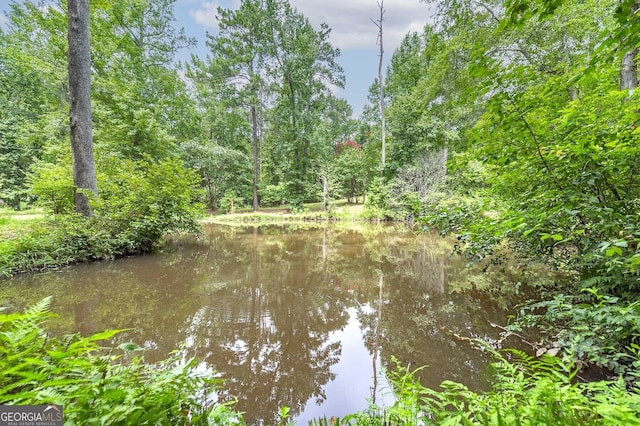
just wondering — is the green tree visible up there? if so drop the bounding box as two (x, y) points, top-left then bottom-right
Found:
(0, 1), (70, 208)
(179, 140), (252, 210)
(198, 0), (271, 211)
(263, 0), (345, 207)
(333, 141), (366, 203)
(90, 0), (197, 159)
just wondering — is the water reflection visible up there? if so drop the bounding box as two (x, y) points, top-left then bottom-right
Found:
(0, 223), (531, 424)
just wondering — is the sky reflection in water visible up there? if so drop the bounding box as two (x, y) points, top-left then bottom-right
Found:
(0, 223), (527, 424)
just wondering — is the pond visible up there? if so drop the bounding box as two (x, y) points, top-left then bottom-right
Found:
(0, 223), (536, 425)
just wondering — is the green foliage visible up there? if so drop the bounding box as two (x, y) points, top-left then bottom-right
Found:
(286, 193), (308, 214)
(28, 161), (74, 215)
(219, 190), (245, 214)
(467, 66), (640, 291)
(91, 0), (197, 158)
(180, 140), (252, 210)
(259, 182), (287, 207)
(419, 191), (500, 241)
(511, 289), (640, 384)
(329, 352), (640, 425)
(362, 177), (394, 220)
(332, 142), (366, 203)
(446, 153), (492, 195)
(0, 297), (242, 425)
(386, 0), (640, 298)
(192, 0), (349, 208)
(1, 157), (202, 276)
(92, 156), (204, 252)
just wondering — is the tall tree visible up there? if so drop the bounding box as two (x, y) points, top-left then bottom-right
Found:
(198, 0), (345, 209)
(0, 1), (71, 208)
(203, 0), (269, 211)
(67, 0), (97, 216)
(264, 0), (344, 205)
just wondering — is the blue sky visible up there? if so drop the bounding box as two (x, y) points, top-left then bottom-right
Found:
(0, 0), (434, 115)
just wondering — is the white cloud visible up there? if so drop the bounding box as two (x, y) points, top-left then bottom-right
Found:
(187, 0), (434, 52)
(290, 0), (434, 52)
(189, 1), (221, 29)
(0, 13), (7, 30)
(188, 0), (242, 29)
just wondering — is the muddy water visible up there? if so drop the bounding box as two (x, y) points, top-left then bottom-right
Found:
(0, 223), (528, 424)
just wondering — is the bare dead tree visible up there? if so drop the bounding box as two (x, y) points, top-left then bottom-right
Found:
(371, 1), (386, 176)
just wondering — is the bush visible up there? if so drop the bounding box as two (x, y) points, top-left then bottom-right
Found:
(92, 156), (203, 253)
(218, 190), (244, 214)
(28, 161), (74, 215)
(1, 157), (203, 276)
(258, 183), (287, 207)
(0, 298), (243, 425)
(363, 177), (394, 220)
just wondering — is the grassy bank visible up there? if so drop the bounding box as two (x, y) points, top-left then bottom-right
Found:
(0, 200), (370, 277)
(206, 200), (367, 225)
(0, 158), (202, 277)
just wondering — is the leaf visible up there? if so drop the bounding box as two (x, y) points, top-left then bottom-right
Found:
(88, 329), (129, 342)
(605, 246), (623, 257)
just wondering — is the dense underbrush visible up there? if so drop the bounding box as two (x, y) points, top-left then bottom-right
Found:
(0, 298), (242, 425)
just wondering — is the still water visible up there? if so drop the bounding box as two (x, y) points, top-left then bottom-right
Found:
(0, 223), (530, 424)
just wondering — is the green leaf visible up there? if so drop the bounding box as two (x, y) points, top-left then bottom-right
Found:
(605, 246), (623, 257)
(88, 329), (128, 342)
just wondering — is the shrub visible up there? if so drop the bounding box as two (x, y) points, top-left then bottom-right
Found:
(510, 289), (640, 385)
(258, 183), (287, 207)
(363, 177), (394, 220)
(28, 161), (74, 215)
(218, 190), (244, 214)
(1, 157), (203, 276)
(92, 156), (204, 253)
(419, 191), (491, 235)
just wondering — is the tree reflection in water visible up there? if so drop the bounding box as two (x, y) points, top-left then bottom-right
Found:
(0, 223), (537, 425)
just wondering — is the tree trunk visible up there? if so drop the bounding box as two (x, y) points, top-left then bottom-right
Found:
(322, 175), (328, 212)
(620, 48), (639, 92)
(251, 105), (259, 211)
(67, 0), (97, 216)
(620, 0), (640, 92)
